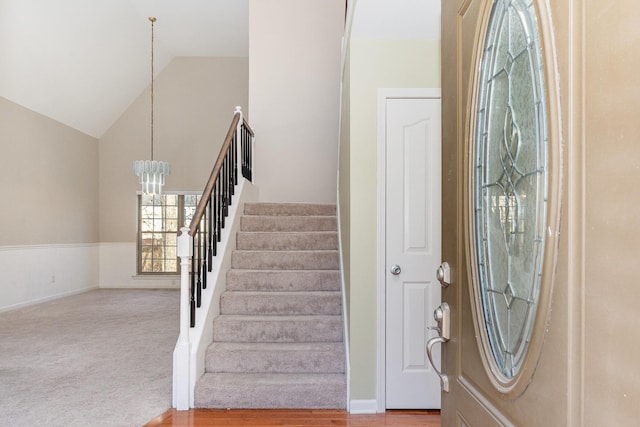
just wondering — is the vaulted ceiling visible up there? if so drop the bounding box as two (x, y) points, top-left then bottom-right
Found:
(0, 0), (440, 139)
(0, 0), (249, 138)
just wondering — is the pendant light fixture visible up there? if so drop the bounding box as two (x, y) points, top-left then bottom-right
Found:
(133, 16), (170, 195)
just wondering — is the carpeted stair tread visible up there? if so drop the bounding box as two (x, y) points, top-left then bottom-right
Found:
(237, 231), (338, 250)
(205, 342), (345, 373)
(196, 202), (345, 410)
(231, 250), (339, 270)
(213, 315), (343, 343)
(240, 215), (337, 232)
(226, 269), (340, 292)
(244, 203), (336, 217)
(194, 373), (346, 409)
(220, 291), (342, 315)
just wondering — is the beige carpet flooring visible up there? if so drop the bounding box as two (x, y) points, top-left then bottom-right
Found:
(0, 289), (179, 426)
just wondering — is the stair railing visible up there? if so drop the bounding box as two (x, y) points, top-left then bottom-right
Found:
(174, 106), (254, 410)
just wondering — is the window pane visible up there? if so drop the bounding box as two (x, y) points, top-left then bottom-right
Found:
(166, 206), (178, 219)
(165, 194), (178, 206)
(152, 219), (164, 232)
(138, 194), (191, 274)
(166, 219), (178, 232)
(165, 260), (177, 272)
(184, 195), (198, 206)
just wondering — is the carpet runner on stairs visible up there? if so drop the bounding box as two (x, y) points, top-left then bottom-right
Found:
(194, 202), (346, 409)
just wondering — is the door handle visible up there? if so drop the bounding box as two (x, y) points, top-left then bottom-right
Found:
(426, 302), (450, 392)
(390, 264), (402, 275)
(436, 262), (451, 287)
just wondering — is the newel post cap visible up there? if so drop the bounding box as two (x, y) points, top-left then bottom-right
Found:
(177, 227), (193, 258)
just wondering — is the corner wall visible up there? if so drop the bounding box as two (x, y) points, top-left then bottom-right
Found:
(0, 97), (99, 311)
(248, 0), (344, 203)
(346, 39), (441, 403)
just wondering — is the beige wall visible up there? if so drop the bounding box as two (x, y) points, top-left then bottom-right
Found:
(0, 96), (98, 245)
(584, 1), (640, 423)
(248, 0), (344, 204)
(345, 39), (441, 400)
(99, 56), (248, 242)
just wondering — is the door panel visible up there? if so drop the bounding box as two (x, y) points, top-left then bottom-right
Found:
(441, 0), (573, 425)
(385, 96), (441, 409)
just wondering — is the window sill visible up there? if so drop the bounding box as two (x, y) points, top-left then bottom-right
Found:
(131, 274), (180, 280)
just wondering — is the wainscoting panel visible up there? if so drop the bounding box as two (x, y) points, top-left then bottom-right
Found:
(98, 242), (180, 289)
(0, 243), (99, 312)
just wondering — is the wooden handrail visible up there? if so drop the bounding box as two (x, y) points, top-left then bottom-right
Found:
(242, 117), (255, 137)
(188, 112), (241, 236)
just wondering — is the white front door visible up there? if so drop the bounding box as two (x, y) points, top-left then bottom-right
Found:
(383, 92), (442, 409)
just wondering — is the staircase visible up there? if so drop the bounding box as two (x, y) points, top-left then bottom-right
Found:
(193, 202), (346, 409)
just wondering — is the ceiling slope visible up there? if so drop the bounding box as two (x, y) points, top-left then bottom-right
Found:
(0, 0), (248, 138)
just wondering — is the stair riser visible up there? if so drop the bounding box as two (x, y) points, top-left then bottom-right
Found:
(221, 293), (342, 316)
(213, 317), (343, 343)
(194, 375), (346, 409)
(195, 385), (346, 409)
(232, 251), (339, 270)
(237, 232), (338, 251)
(244, 203), (336, 217)
(241, 216), (337, 232)
(197, 202), (346, 410)
(205, 348), (345, 374)
(226, 270), (340, 292)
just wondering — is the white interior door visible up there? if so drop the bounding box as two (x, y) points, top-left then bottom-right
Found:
(384, 94), (441, 409)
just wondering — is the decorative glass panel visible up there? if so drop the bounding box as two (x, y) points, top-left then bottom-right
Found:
(473, 0), (548, 380)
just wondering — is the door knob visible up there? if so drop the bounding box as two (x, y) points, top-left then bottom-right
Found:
(390, 265), (402, 275)
(436, 262), (451, 287)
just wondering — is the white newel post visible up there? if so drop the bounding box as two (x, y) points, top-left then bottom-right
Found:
(173, 227), (193, 410)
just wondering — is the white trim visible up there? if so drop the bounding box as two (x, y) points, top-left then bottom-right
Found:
(135, 190), (202, 196)
(336, 170), (352, 412)
(0, 243), (100, 313)
(0, 242), (98, 252)
(376, 88), (442, 412)
(338, 1), (356, 410)
(341, 0), (357, 79)
(0, 286), (98, 314)
(349, 399), (378, 414)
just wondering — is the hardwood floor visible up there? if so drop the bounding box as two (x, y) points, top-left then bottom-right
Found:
(144, 409), (441, 426)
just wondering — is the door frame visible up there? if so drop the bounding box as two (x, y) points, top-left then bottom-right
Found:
(376, 87), (442, 413)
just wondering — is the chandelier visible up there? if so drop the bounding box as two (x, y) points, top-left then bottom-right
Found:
(133, 17), (170, 195)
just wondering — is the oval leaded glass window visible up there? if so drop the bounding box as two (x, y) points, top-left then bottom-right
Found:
(471, 0), (552, 390)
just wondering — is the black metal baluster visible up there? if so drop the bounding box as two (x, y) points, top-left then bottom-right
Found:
(242, 125), (248, 179)
(221, 158), (227, 227)
(245, 126), (253, 181)
(230, 138), (236, 201)
(213, 180), (219, 253)
(202, 206), (208, 289)
(208, 197), (213, 271)
(232, 134), (237, 194)
(217, 178), (222, 243)
(190, 236), (196, 327)
(196, 228), (202, 308)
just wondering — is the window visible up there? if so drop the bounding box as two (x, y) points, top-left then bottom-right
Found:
(137, 193), (200, 274)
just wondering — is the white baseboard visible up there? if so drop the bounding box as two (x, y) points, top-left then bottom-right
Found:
(0, 286), (98, 314)
(349, 399), (379, 414)
(0, 243), (99, 313)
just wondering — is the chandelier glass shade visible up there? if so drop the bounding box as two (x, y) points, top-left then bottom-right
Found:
(133, 159), (171, 195)
(133, 16), (170, 195)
